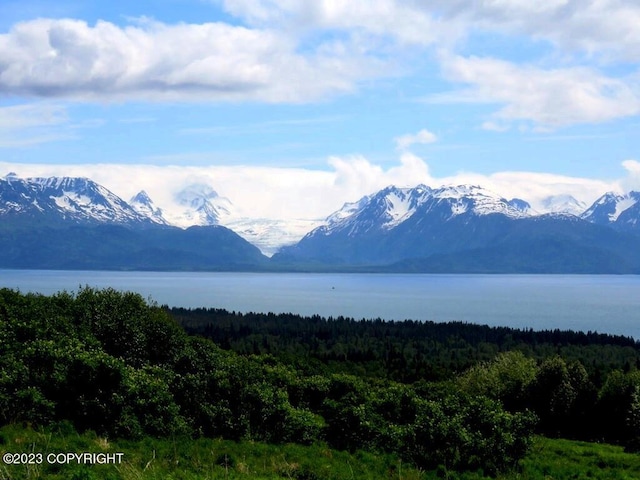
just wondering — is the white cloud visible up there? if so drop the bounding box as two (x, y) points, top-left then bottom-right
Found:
(220, 0), (640, 62)
(434, 54), (640, 129)
(456, 170), (615, 212)
(1, 155), (435, 221)
(216, 0), (640, 127)
(219, 0), (452, 46)
(1, 1), (638, 130)
(0, 18), (381, 102)
(620, 159), (640, 192)
(444, 0), (640, 63)
(394, 129), (438, 150)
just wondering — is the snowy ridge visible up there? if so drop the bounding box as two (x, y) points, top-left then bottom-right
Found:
(1, 174), (156, 225)
(430, 185), (533, 219)
(383, 185), (433, 227)
(311, 184), (533, 241)
(130, 190), (170, 225)
(162, 183), (233, 227)
(321, 185), (434, 236)
(539, 194), (586, 216)
(580, 191), (640, 225)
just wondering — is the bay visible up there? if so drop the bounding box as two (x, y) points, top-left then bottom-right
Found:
(1, 270), (640, 339)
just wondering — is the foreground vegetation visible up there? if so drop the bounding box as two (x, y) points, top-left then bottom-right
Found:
(2, 287), (640, 478)
(2, 425), (640, 479)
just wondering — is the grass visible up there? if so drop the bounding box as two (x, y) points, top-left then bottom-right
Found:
(0, 424), (423, 480)
(2, 425), (640, 479)
(517, 437), (640, 480)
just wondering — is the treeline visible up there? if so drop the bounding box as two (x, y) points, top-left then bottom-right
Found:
(175, 307), (640, 447)
(0, 287), (533, 475)
(174, 307), (640, 382)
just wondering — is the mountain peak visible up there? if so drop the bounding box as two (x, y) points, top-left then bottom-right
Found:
(429, 184), (532, 219)
(163, 183), (233, 227)
(130, 190), (169, 225)
(0, 175), (158, 226)
(131, 190), (153, 204)
(312, 183), (532, 242)
(539, 194), (586, 216)
(581, 190), (640, 231)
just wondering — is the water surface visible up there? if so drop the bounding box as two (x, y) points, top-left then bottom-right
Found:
(2, 270), (639, 339)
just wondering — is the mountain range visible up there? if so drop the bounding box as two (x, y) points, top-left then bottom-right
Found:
(1, 173), (640, 272)
(0, 174), (267, 270)
(273, 184), (640, 273)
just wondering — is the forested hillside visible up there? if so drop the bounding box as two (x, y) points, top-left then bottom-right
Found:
(175, 307), (640, 446)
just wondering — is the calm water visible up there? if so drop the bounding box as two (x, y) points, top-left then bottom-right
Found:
(1, 270), (640, 339)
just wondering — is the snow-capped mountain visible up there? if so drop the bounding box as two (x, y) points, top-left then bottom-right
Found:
(581, 191), (640, 231)
(3, 173), (640, 272)
(0, 173), (304, 256)
(0, 174), (159, 226)
(152, 183), (317, 255)
(272, 183), (640, 271)
(130, 190), (170, 225)
(273, 184), (536, 265)
(0, 174), (269, 269)
(316, 184), (532, 238)
(539, 194), (586, 216)
(163, 183), (233, 227)
(323, 185), (432, 235)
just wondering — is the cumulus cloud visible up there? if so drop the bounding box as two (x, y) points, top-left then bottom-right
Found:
(457, 170), (615, 212)
(395, 129), (438, 150)
(0, 155), (435, 221)
(0, 18), (381, 102)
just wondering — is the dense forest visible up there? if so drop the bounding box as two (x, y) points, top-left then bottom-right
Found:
(2, 287), (640, 478)
(175, 307), (640, 446)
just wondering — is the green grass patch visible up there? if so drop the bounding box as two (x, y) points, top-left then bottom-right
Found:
(3, 426), (640, 480)
(518, 437), (640, 480)
(0, 424), (425, 480)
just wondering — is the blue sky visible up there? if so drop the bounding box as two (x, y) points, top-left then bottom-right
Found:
(1, 0), (639, 219)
